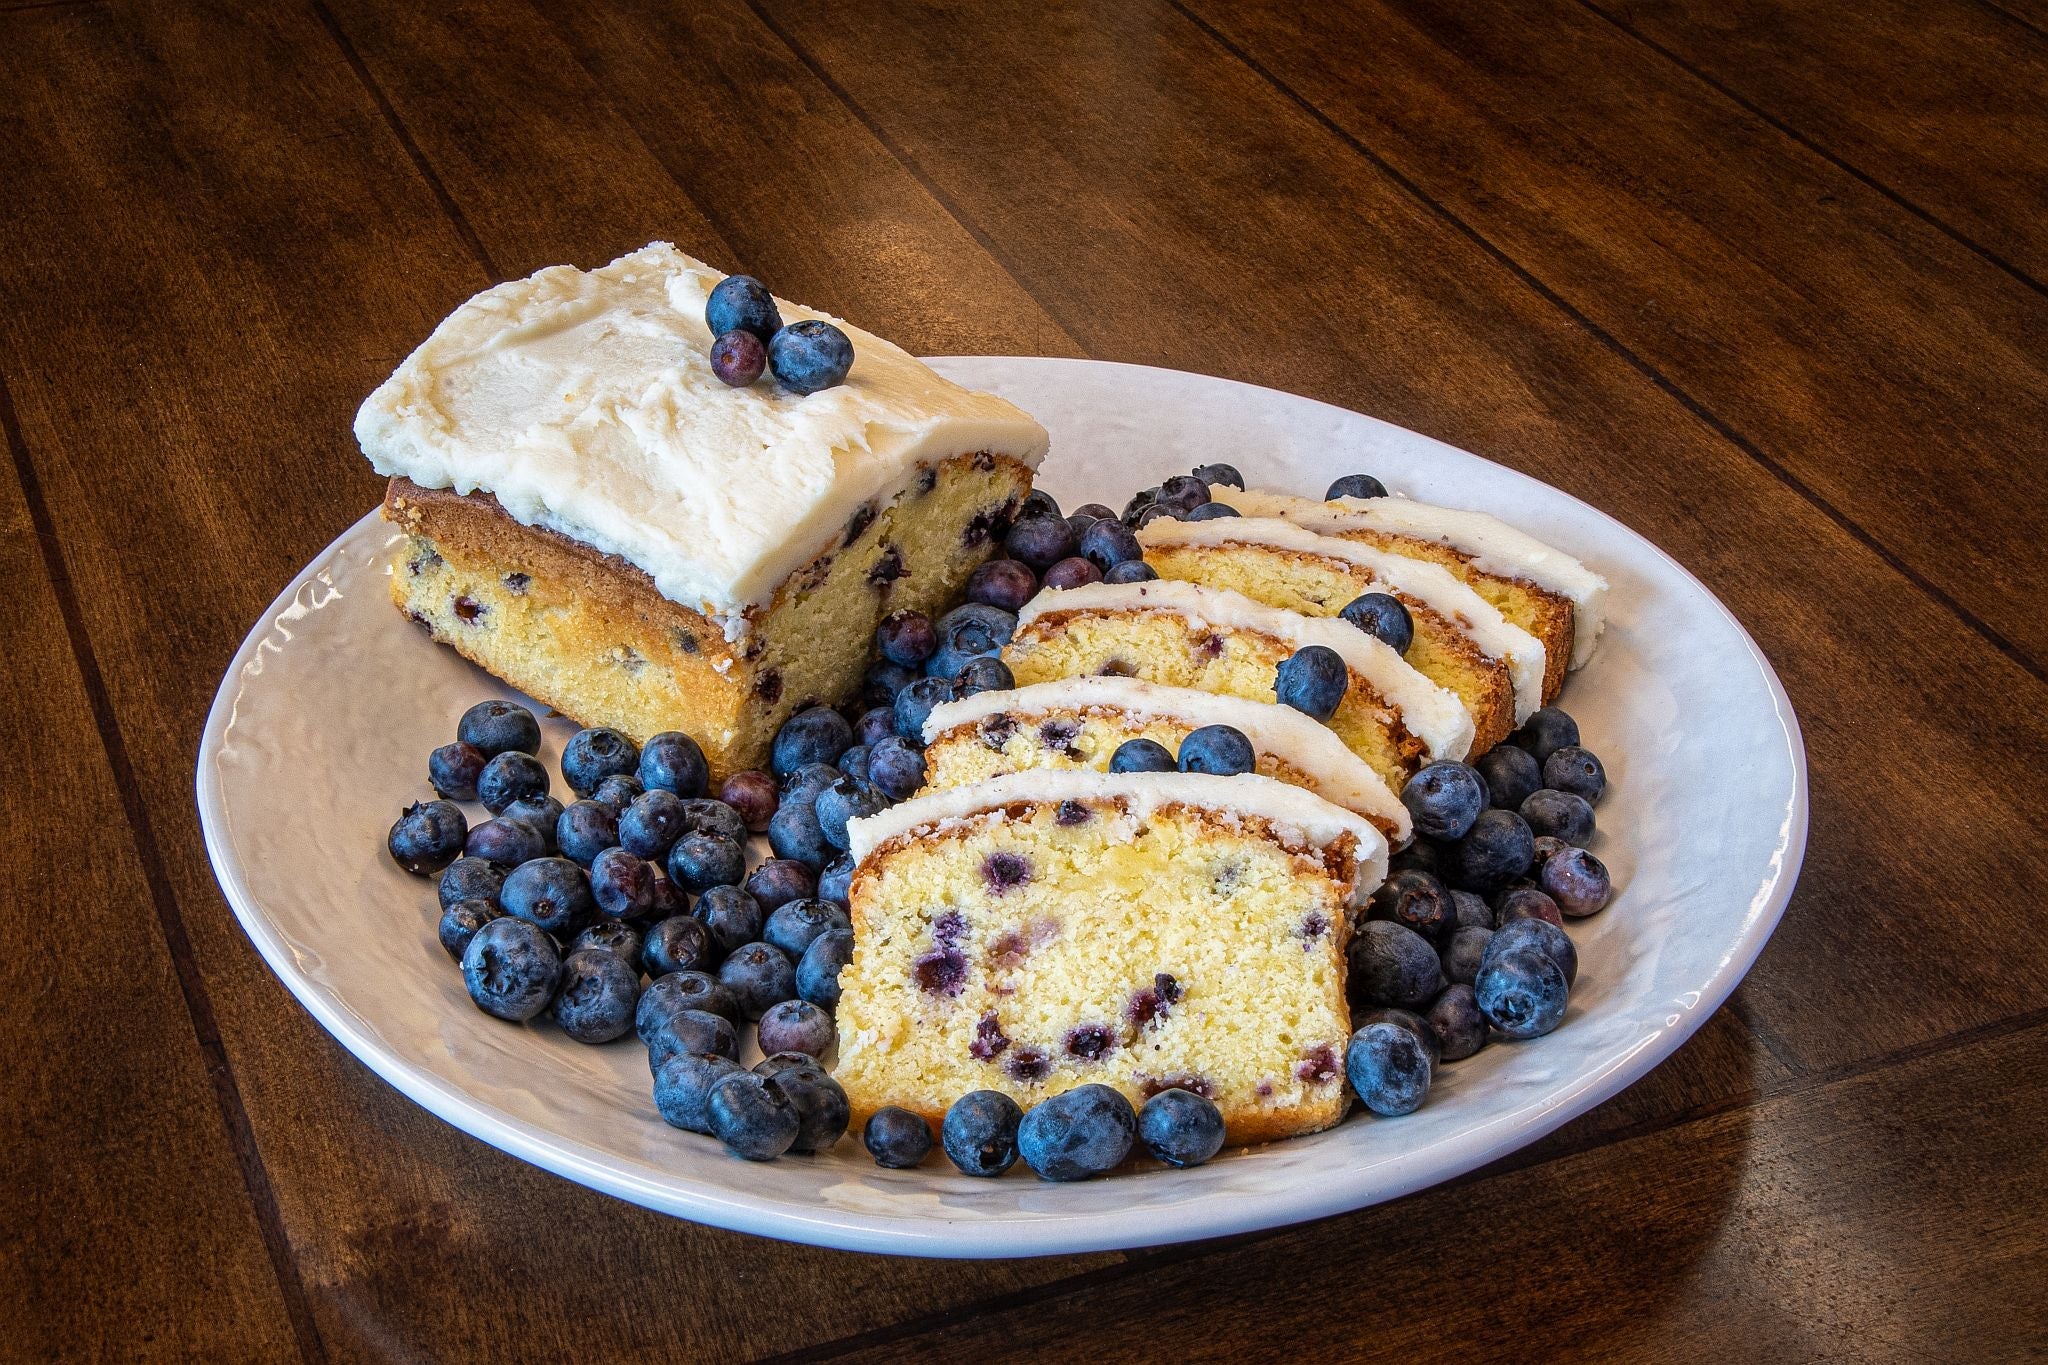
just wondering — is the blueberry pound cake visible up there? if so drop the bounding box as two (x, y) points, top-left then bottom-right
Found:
(359, 243), (1047, 780)
(833, 770), (1386, 1145)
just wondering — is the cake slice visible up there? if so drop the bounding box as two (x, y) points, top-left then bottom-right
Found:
(359, 243), (1048, 780)
(834, 769), (1385, 1145)
(1001, 580), (1473, 790)
(921, 675), (1412, 844)
(1214, 487), (1607, 701)
(1137, 514), (1545, 752)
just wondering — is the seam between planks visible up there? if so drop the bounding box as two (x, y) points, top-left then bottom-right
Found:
(0, 371), (330, 1365)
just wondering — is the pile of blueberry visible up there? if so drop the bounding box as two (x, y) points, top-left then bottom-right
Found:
(703, 275), (854, 395)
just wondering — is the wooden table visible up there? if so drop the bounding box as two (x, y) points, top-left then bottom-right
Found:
(5, 0), (2044, 1358)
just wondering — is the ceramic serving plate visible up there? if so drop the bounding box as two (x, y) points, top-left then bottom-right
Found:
(197, 357), (1805, 1257)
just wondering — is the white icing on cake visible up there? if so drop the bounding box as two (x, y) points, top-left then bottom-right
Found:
(1013, 580), (1475, 762)
(921, 675), (1413, 842)
(845, 768), (1388, 893)
(1138, 515), (1547, 723)
(1216, 488), (1608, 668)
(356, 243), (1049, 635)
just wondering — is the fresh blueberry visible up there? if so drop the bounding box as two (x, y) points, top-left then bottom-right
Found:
(551, 949), (640, 1044)
(709, 328), (766, 386)
(653, 1052), (744, 1135)
(1508, 706), (1579, 763)
(572, 919), (643, 964)
(775, 1064), (851, 1153)
(815, 776), (887, 851)
(1428, 983), (1489, 1061)
(428, 740), (486, 801)
(438, 898), (502, 961)
(1183, 501), (1240, 521)
(1190, 462), (1244, 490)
(1368, 868), (1454, 941)
(476, 751), (549, 816)
(1121, 486), (1162, 525)
(438, 857), (504, 911)
(1543, 746), (1606, 804)
(590, 773), (644, 816)
(461, 917), (562, 1022)
(772, 706), (853, 778)
(1541, 846), (1612, 917)
(667, 831), (745, 892)
(1004, 514), (1074, 571)
(1402, 762), (1488, 842)
(560, 727), (637, 798)
(1102, 560), (1158, 584)
(644, 1007), (738, 1069)
(705, 1071), (802, 1159)
(1496, 885), (1565, 930)
(638, 731), (709, 797)
(1440, 925), (1494, 986)
(877, 609), (939, 668)
(837, 744), (872, 783)
(966, 558), (1039, 613)
(1388, 839), (1442, 878)
(589, 847), (658, 920)
(718, 941), (797, 1019)
(389, 800), (468, 875)
(745, 859), (816, 912)
(1353, 1006), (1443, 1066)
(1486, 915), (1579, 988)
(1275, 645), (1349, 722)
(676, 799), (748, 845)
(1042, 556), (1103, 590)
(928, 604), (1016, 678)
(1157, 475), (1211, 511)
(867, 736), (926, 801)
(618, 790), (688, 859)
(638, 970), (739, 1040)
(1178, 724), (1256, 777)
(798, 927), (854, 1009)
(851, 707), (899, 752)
(1020, 489), (1063, 521)
(753, 1051), (820, 1079)
(1136, 1088), (1226, 1168)
(464, 816), (545, 869)
(1325, 474), (1388, 501)
(757, 999), (835, 1058)
(457, 700), (540, 758)
(1078, 518), (1143, 571)
(954, 656), (1013, 698)
(1348, 920), (1448, 1010)
(500, 795), (565, 853)
(693, 884), (764, 956)
(1474, 948), (1569, 1039)
(861, 659), (920, 709)
(1520, 789), (1596, 846)
(767, 798), (835, 869)
(499, 857), (595, 936)
(1450, 889), (1492, 931)
(894, 676), (957, 742)
(941, 1090), (1023, 1176)
(817, 852), (854, 907)
(782, 762), (842, 803)
(1109, 737), (1176, 773)
(763, 898), (851, 960)
(1346, 1020), (1432, 1116)
(864, 1107), (934, 1168)
(647, 873), (688, 923)
(768, 319), (854, 395)
(1476, 743), (1542, 811)
(1340, 592), (1414, 653)
(1447, 809), (1537, 893)
(1066, 510), (1103, 542)
(1018, 1084), (1136, 1181)
(555, 800), (620, 867)
(704, 274), (782, 342)
(641, 915), (716, 977)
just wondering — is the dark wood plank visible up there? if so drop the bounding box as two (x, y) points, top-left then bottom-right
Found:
(1598, 0), (2048, 280)
(0, 406), (300, 1357)
(753, 0), (2048, 1074)
(830, 1021), (2048, 1361)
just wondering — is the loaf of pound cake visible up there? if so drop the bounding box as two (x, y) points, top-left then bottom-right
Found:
(357, 243), (1048, 780)
(833, 769), (1387, 1145)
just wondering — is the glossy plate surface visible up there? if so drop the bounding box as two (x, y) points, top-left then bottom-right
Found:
(197, 357), (1805, 1257)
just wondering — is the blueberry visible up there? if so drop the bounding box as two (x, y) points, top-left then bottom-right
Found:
(1508, 706), (1579, 763)
(641, 915), (716, 977)
(464, 816), (546, 869)
(1102, 560), (1158, 584)
(782, 762), (842, 803)
(767, 798), (835, 869)
(928, 603), (1016, 677)
(798, 927), (854, 1009)
(645, 1007), (739, 1069)
(1450, 889), (1493, 931)
(1004, 514), (1074, 571)
(1109, 737), (1175, 773)
(1066, 510), (1103, 541)
(1447, 808), (1537, 893)
(1486, 915), (1579, 987)
(1388, 840), (1442, 878)
(457, 699), (540, 758)
(705, 274), (782, 342)
(1190, 462), (1244, 490)
(966, 558), (1039, 613)
(428, 740), (486, 801)
(1178, 724), (1256, 777)
(388, 800), (468, 875)
(1427, 983), (1489, 1061)
(618, 790), (687, 860)
(817, 852), (855, 907)
(1157, 475), (1211, 510)
(864, 1107), (934, 1168)
(753, 1051), (819, 1079)
(589, 847), (658, 920)
(1340, 592), (1414, 653)
(667, 832), (745, 892)
(1018, 1084), (1136, 1181)
(1121, 486), (1162, 525)
(941, 1090), (1024, 1176)
(653, 1052), (744, 1134)
(1402, 762), (1487, 842)
(772, 706), (853, 778)
(1078, 518), (1143, 571)
(647, 873), (688, 923)
(757, 999), (835, 1058)
(775, 1064), (850, 1152)
(690, 884), (761, 956)
(1275, 645), (1350, 722)
(1496, 885), (1565, 930)
(867, 736), (927, 801)
(1368, 868), (1454, 941)
(764, 898), (851, 959)
(848, 709), (897, 754)
(768, 319), (854, 395)
(1541, 846), (1612, 917)
(638, 731), (709, 797)
(1353, 1005), (1443, 1066)
(676, 798), (749, 845)
(474, 750), (546, 814)
(550, 949), (640, 1044)
(438, 856), (505, 911)
(554, 800), (619, 868)
(461, 917), (562, 1022)
(500, 795), (565, 853)
(745, 859), (816, 912)
(837, 745), (871, 783)
(1013, 489), (1059, 521)
(1346, 1020), (1432, 1116)
(1183, 501), (1240, 521)
(707, 328), (766, 386)
(1520, 789), (1596, 846)
(438, 898), (502, 961)
(815, 776), (887, 851)
(954, 656), (1014, 697)
(555, 727), (633, 797)
(589, 773), (644, 817)
(894, 676), (958, 742)
(1440, 925), (1494, 985)
(705, 1071), (801, 1159)
(638, 970), (739, 1040)
(1543, 746), (1606, 804)
(1475, 743), (1542, 811)
(572, 919), (643, 963)
(861, 659), (920, 708)
(1043, 556), (1103, 590)
(1348, 920), (1447, 1010)
(500, 856), (596, 936)
(1326, 474), (1388, 501)
(718, 941), (797, 1019)
(1136, 1088), (1227, 1168)
(876, 609), (938, 668)
(1475, 948), (1569, 1039)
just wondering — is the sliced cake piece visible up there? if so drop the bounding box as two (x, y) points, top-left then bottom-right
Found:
(1214, 487), (1607, 701)
(1137, 514), (1545, 752)
(921, 675), (1412, 844)
(1001, 580), (1473, 790)
(835, 769), (1385, 1145)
